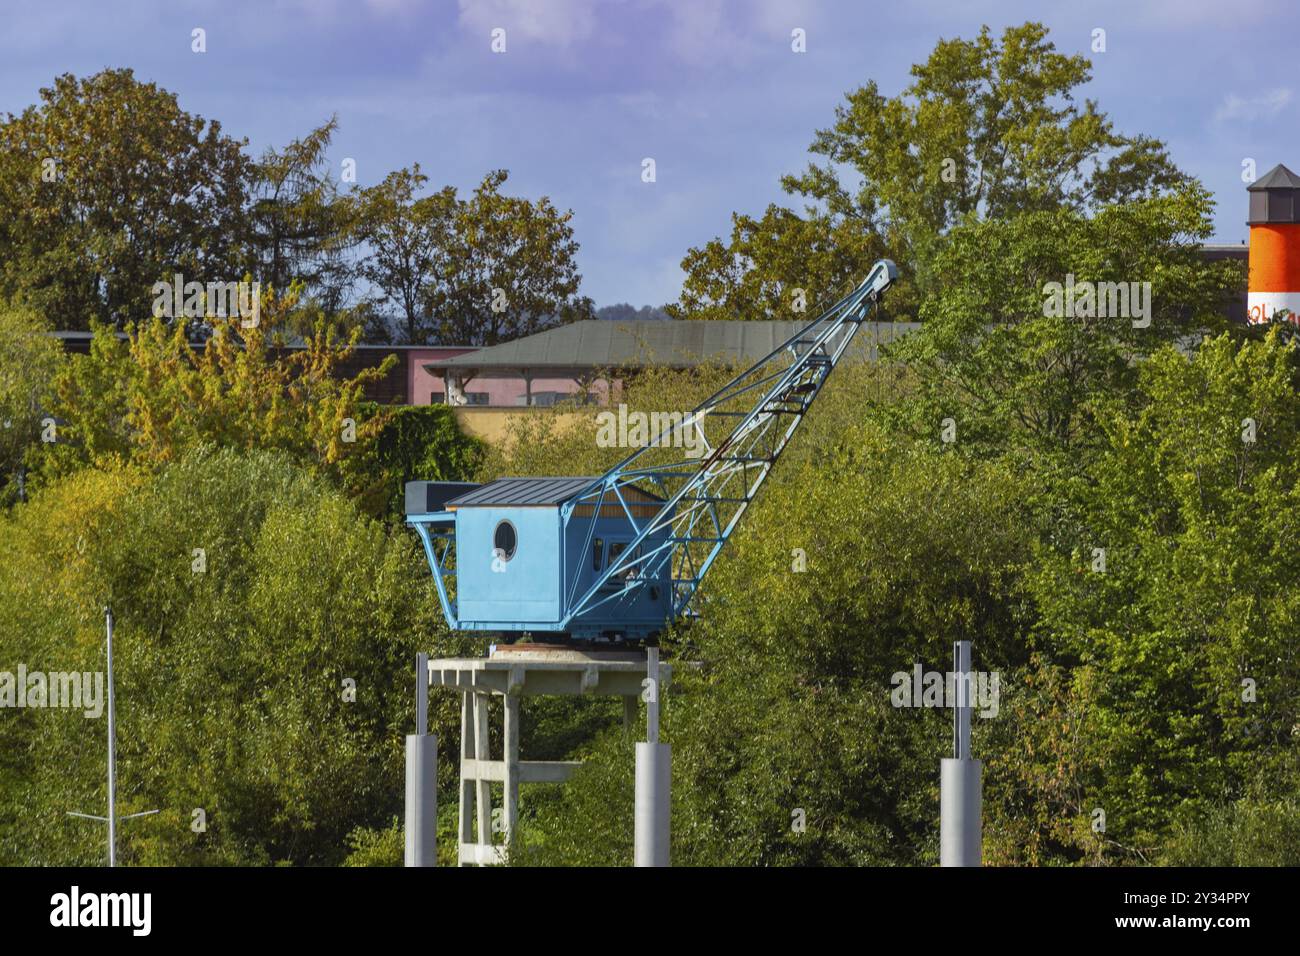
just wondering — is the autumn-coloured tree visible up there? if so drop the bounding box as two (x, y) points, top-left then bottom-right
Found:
(34, 284), (394, 488)
(0, 69), (250, 329)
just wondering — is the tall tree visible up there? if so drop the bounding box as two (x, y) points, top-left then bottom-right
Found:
(675, 22), (1190, 320)
(246, 117), (358, 313)
(431, 170), (594, 346)
(0, 70), (250, 329)
(354, 165), (457, 344)
(882, 188), (1238, 460)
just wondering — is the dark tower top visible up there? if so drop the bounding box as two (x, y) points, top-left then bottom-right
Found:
(1248, 164), (1300, 225)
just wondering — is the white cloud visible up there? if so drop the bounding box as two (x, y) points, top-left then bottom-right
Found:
(1213, 88), (1293, 123)
(456, 0), (602, 47)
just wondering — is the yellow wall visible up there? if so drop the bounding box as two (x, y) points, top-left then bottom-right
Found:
(451, 407), (588, 445)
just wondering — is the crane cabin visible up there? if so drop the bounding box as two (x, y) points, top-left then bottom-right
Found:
(406, 476), (675, 641)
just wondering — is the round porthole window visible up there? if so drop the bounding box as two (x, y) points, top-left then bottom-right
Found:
(493, 520), (517, 561)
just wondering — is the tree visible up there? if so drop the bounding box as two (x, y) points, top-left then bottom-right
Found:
(675, 22), (1191, 320)
(0, 70), (250, 329)
(245, 118), (359, 315)
(0, 301), (64, 502)
(346, 403), (485, 522)
(354, 165), (457, 344)
(31, 285), (395, 490)
(880, 188), (1238, 462)
(1027, 332), (1300, 858)
(430, 170), (594, 345)
(670, 203), (894, 322)
(355, 167), (593, 345)
(0, 448), (473, 865)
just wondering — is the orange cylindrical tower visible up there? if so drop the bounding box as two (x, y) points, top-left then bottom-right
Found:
(1248, 164), (1300, 324)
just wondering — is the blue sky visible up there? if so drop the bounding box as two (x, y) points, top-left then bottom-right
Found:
(1, 0), (1296, 307)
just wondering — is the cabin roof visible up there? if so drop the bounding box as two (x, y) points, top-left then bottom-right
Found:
(446, 476), (664, 508)
(447, 476), (599, 507)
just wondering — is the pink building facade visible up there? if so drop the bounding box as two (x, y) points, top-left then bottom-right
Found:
(406, 347), (606, 407)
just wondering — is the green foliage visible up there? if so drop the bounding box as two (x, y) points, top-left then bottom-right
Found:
(346, 402), (485, 521)
(1162, 789), (1300, 866)
(0, 448), (469, 865)
(675, 22), (1191, 322)
(1026, 332), (1300, 860)
(671, 203), (897, 322)
(246, 117), (359, 315)
(357, 168), (595, 345)
(0, 70), (597, 342)
(0, 301), (64, 501)
(30, 300), (394, 490)
(881, 190), (1237, 462)
(342, 818), (403, 867)
(353, 164), (458, 344)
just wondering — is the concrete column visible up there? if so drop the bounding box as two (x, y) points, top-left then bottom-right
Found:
(635, 743), (671, 867)
(940, 640), (982, 867)
(635, 647), (670, 866)
(473, 693), (492, 846)
(940, 758), (981, 867)
(405, 734), (437, 866)
(405, 653), (436, 867)
(503, 694), (520, 846)
(457, 693), (473, 863)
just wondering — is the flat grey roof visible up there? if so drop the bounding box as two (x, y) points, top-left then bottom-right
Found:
(425, 319), (921, 374)
(447, 476), (599, 507)
(447, 476), (667, 507)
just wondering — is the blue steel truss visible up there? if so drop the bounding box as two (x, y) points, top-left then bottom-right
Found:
(560, 259), (898, 630)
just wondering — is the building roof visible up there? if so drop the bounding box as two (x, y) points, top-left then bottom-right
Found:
(425, 319), (921, 375)
(1249, 164), (1300, 191)
(446, 476), (601, 507)
(446, 476), (666, 508)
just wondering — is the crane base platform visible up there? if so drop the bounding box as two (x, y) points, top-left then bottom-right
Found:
(425, 645), (675, 865)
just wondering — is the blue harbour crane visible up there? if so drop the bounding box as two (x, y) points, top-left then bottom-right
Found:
(406, 259), (899, 643)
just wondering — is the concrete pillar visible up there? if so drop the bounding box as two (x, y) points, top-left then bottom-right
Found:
(457, 693), (473, 863)
(635, 647), (670, 866)
(405, 653), (437, 867)
(503, 694), (520, 845)
(404, 734), (438, 867)
(940, 640), (982, 867)
(940, 758), (981, 866)
(635, 742), (671, 867)
(473, 693), (491, 845)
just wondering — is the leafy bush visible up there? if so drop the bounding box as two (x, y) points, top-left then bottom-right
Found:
(0, 447), (472, 865)
(0, 301), (64, 504)
(346, 402), (485, 521)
